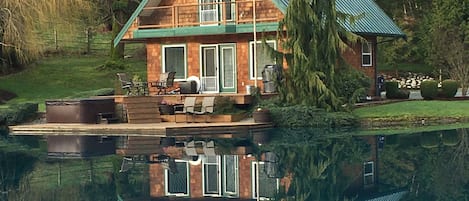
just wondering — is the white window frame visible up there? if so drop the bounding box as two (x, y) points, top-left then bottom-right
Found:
(164, 160), (190, 197)
(251, 161), (279, 200)
(361, 41), (372, 67)
(162, 44), (187, 81)
(363, 161), (374, 187)
(199, 0), (219, 26)
(249, 40), (277, 80)
(223, 155), (239, 197)
(202, 155), (222, 197)
(221, 0), (236, 22)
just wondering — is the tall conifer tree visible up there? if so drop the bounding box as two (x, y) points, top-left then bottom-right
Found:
(275, 0), (358, 111)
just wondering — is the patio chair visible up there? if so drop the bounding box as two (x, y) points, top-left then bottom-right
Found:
(184, 141), (198, 156)
(151, 72), (176, 95)
(116, 73), (132, 95)
(174, 97), (196, 122)
(116, 73), (148, 95)
(203, 140), (216, 156)
(189, 96), (215, 122)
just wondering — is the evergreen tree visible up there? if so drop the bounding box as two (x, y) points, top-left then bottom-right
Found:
(275, 0), (359, 111)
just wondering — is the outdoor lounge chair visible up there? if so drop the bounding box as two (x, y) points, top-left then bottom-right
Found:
(174, 97), (196, 122)
(151, 72), (176, 95)
(189, 96), (215, 122)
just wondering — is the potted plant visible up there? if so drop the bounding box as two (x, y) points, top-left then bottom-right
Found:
(159, 100), (175, 115)
(253, 107), (271, 123)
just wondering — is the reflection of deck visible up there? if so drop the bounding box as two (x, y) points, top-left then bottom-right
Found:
(9, 121), (272, 137)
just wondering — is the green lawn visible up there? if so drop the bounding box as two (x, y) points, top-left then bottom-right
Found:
(353, 100), (469, 119)
(0, 56), (146, 111)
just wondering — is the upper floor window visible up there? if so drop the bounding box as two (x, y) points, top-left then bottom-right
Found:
(199, 0), (235, 25)
(249, 40), (276, 80)
(362, 41), (372, 67)
(162, 44), (187, 80)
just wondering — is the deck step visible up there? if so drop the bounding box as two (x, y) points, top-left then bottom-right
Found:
(121, 96), (162, 124)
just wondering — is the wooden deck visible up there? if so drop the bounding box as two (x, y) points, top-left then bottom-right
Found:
(114, 93), (277, 105)
(9, 121), (272, 137)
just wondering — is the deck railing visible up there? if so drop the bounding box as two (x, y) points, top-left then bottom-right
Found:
(138, 0), (281, 29)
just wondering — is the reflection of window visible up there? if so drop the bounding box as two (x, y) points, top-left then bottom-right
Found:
(363, 161), (374, 187)
(362, 42), (372, 67)
(252, 161), (279, 200)
(163, 45), (187, 80)
(165, 160), (189, 196)
(223, 155), (238, 197)
(202, 155), (239, 197)
(249, 40), (276, 80)
(203, 155), (221, 196)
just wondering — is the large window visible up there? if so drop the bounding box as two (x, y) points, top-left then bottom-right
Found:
(162, 44), (187, 80)
(249, 40), (276, 80)
(362, 41), (372, 67)
(165, 160), (189, 196)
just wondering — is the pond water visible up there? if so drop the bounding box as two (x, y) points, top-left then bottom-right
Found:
(0, 127), (468, 201)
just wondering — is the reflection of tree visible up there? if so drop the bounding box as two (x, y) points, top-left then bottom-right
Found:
(379, 129), (469, 200)
(269, 136), (369, 200)
(0, 150), (37, 201)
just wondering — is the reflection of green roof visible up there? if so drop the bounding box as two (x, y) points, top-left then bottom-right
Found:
(271, 0), (406, 38)
(363, 191), (407, 201)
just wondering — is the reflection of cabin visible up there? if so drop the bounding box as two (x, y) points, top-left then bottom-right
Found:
(149, 155), (281, 200)
(115, 0), (405, 96)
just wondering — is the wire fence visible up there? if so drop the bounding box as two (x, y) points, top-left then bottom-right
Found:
(37, 28), (144, 56)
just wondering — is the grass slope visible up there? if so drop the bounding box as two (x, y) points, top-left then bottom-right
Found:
(353, 100), (469, 119)
(0, 56), (146, 110)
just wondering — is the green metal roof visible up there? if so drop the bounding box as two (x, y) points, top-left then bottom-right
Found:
(114, 0), (405, 46)
(271, 0), (406, 38)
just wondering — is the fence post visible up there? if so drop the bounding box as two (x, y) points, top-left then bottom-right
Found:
(86, 28), (92, 54)
(54, 29), (58, 51)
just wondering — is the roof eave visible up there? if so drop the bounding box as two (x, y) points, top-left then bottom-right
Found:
(113, 0), (149, 47)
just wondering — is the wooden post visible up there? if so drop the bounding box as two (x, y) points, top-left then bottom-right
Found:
(54, 29), (58, 51)
(86, 28), (92, 54)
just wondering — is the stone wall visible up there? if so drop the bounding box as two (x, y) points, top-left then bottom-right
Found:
(382, 72), (436, 89)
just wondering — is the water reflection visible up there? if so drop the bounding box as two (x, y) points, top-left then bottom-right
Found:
(0, 128), (468, 201)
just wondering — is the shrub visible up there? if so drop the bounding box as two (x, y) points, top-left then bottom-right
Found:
(420, 80), (438, 100)
(268, 104), (359, 128)
(96, 60), (129, 71)
(335, 68), (370, 104)
(384, 81), (399, 98)
(395, 90), (410, 99)
(420, 131), (440, 149)
(439, 79), (459, 98)
(384, 82), (409, 99)
(0, 102), (38, 126)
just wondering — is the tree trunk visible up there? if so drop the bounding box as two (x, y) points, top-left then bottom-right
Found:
(110, 17), (125, 60)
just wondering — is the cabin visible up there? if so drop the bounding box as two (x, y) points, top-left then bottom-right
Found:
(114, 0), (405, 96)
